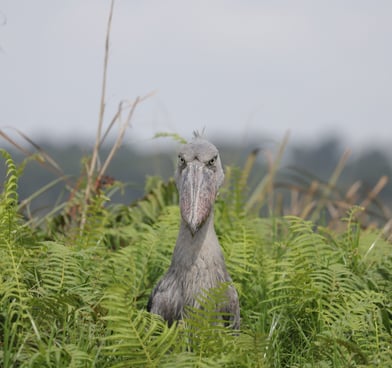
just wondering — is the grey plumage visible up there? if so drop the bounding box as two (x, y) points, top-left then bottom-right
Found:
(147, 133), (240, 329)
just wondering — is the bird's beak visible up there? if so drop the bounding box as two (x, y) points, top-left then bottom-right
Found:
(179, 161), (216, 235)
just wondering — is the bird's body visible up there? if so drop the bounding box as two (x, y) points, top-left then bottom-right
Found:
(147, 134), (240, 329)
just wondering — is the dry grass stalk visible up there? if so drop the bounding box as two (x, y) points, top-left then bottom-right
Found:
(0, 128), (63, 177)
(244, 131), (290, 214)
(79, 0), (153, 232)
(82, 0), (116, 231)
(255, 143), (390, 230)
(97, 98), (140, 183)
(239, 148), (260, 193)
(360, 175), (388, 209)
(346, 180), (362, 203)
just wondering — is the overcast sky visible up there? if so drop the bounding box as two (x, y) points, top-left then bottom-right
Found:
(1, 1), (391, 152)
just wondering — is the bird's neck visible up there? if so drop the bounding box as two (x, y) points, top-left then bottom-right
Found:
(172, 210), (222, 268)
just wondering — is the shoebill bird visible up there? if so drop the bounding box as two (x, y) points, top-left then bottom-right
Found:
(147, 133), (240, 329)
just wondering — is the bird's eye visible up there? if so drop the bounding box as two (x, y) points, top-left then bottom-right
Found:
(208, 156), (217, 166)
(178, 155), (185, 165)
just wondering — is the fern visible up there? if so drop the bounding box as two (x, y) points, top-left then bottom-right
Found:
(1, 150), (391, 367)
(0, 150), (107, 366)
(0, 150), (33, 367)
(174, 284), (257, 367)
(0, 149), (20, 239)
(101, 296), (179, 367)
(260, 215), (392, 367)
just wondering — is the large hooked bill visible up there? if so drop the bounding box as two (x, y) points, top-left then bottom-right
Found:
(179, 161), (216, 235)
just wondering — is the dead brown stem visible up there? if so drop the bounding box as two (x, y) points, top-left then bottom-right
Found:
(80, 0), (115, 233)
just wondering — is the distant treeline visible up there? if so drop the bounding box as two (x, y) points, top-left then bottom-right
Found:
(1, 136), (391, 218)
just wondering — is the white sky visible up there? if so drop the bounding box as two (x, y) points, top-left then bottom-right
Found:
(0, 1), (391, 151)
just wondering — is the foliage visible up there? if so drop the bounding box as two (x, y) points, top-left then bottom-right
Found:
(0, 149), (392, 367)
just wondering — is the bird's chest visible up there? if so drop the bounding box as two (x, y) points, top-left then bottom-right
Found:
(172, 255), (227, 307)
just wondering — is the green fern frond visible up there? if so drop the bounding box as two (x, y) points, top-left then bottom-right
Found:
(102, 305), (178, 367)
(131, 177), (178, 226)
(0, 149), (19, 208)
(33, 242), (87, 295)
(102, 205), (179, 308)
(185, 283), (237, 329)
(259, 215), (392, 366)
(0, 150), (24, 245)
(183, 286), (267, 367)
(0, 151), (35, 367)
(179, 284), (246, 365)
(153, 132), (187, 144)
(221, 220), (257, 276)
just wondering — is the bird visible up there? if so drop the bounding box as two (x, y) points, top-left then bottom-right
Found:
(147, 132), (240, 329)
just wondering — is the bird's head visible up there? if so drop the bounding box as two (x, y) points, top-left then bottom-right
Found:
(175, 133), (224, 236)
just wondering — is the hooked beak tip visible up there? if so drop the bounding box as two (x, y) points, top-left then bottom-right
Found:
(181, 204), (204, 235)
(188, 222), (199, 236)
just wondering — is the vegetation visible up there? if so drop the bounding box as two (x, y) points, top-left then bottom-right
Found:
(1, 2), (391, 366)
(1, 145), (391, 367)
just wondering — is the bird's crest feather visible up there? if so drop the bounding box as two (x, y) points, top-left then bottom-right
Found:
(192, 128), (206, 140)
